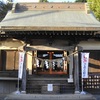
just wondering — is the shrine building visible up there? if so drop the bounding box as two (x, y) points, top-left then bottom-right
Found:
(0, 2), (100, 94)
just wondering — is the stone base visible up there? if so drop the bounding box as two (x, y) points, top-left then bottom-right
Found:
(4, 93), (96, 100)
(21, 91), (26, 94)
(11, 90), (21, 95)
(74, 91), (80, 94)
(41, 85), (60, 94)
(68, 78), (73, 83)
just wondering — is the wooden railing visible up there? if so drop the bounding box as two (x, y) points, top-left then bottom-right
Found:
(0, 70), (18, 77)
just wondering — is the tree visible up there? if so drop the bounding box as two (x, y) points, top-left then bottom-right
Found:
(0, 1), (12, 22)
(87, 0), (100, 21)
(75, 0), (87, 2)
(39, 0), (48, 2)
(75, 0), (100, 21)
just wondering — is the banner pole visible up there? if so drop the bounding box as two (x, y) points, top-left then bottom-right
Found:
(13, 75), (20, 94)
(81, 77), (86, 94)
(17, 77), (20, 91)
(81, 78), (83, 92)
(14, 74), (20, 94)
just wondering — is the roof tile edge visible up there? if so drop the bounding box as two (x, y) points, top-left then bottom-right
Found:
(85, 3), (90, 14)
(12, 3), (17, 13)
(15, 3), (86, 11)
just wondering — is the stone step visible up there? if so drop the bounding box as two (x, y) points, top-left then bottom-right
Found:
(26, 80), (74, 94)
(27, 74), (68, 79)
(27, 77), (68, 81)
(27, 81), (74, 85)
(26, 75), (74, 94)
(4, 94), (96, 100)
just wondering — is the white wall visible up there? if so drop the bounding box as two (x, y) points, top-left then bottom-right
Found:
(78, 39), (100, 50)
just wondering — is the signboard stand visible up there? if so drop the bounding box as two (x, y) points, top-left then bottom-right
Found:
(14, 52), (25, 94)
(80, 53), (89, 95)
(80, 78), (86, 94)
(13, 77), (20, 94)
(17, 76), (20, 94)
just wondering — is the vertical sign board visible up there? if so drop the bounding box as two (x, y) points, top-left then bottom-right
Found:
(47, 84), (53, 91)
(81, 53), (89, 78)
(18, 52), (25, 79)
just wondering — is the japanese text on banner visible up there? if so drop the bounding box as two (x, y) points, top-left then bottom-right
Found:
(18, 52), (25, 79)
(81, 53), (89, 78)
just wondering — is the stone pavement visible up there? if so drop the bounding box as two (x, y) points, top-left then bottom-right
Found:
(4, 93), (96, 100)
(94, 95), (100, 100)
(0, 93), (100, 100)
(0, 94), (8, 100)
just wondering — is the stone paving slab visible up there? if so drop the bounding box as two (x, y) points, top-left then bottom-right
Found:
(0, 94), (8, 100)
(4, 93), (96, 100)
(94, 95), (100, 100)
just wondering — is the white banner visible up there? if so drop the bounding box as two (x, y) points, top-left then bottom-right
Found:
(18, 52), (25, 79)
(81, 53), (89, 78)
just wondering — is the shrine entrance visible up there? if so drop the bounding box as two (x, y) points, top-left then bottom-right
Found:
(33, 51), (68, 74)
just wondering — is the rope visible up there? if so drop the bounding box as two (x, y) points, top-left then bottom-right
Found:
(26, 51), (78, 62)
(17, 46), (78, 62)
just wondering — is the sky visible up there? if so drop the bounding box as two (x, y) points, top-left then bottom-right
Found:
(0, 0), (76, 3)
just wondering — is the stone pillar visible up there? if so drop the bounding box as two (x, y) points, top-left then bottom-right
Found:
(68, 51), (73, 83)
(0, 50), (1, 70)
(27, 51), (32, 75)
(21, 52), (26, 94)
(74, 46), (80, 94)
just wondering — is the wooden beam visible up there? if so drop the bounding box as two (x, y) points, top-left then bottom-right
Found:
(25, 46), (75, 51)
(1, 26), (100, 31)
(0, 39), (25, 48)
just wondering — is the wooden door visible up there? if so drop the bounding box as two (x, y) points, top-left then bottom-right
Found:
(35, 51), (67, 74)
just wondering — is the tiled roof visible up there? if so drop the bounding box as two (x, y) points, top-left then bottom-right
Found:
(0, 3), (100, 31)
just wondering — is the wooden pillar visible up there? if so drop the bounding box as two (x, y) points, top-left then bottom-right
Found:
(32, 50), (37, 74)
(63, 51), (67, 72)
(48, 52), (54, 74)
(2, 50), (6, 71)
(74, 46), (80, 94)
(21, 52), (26, 93)
(34, 50), (37, 69)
